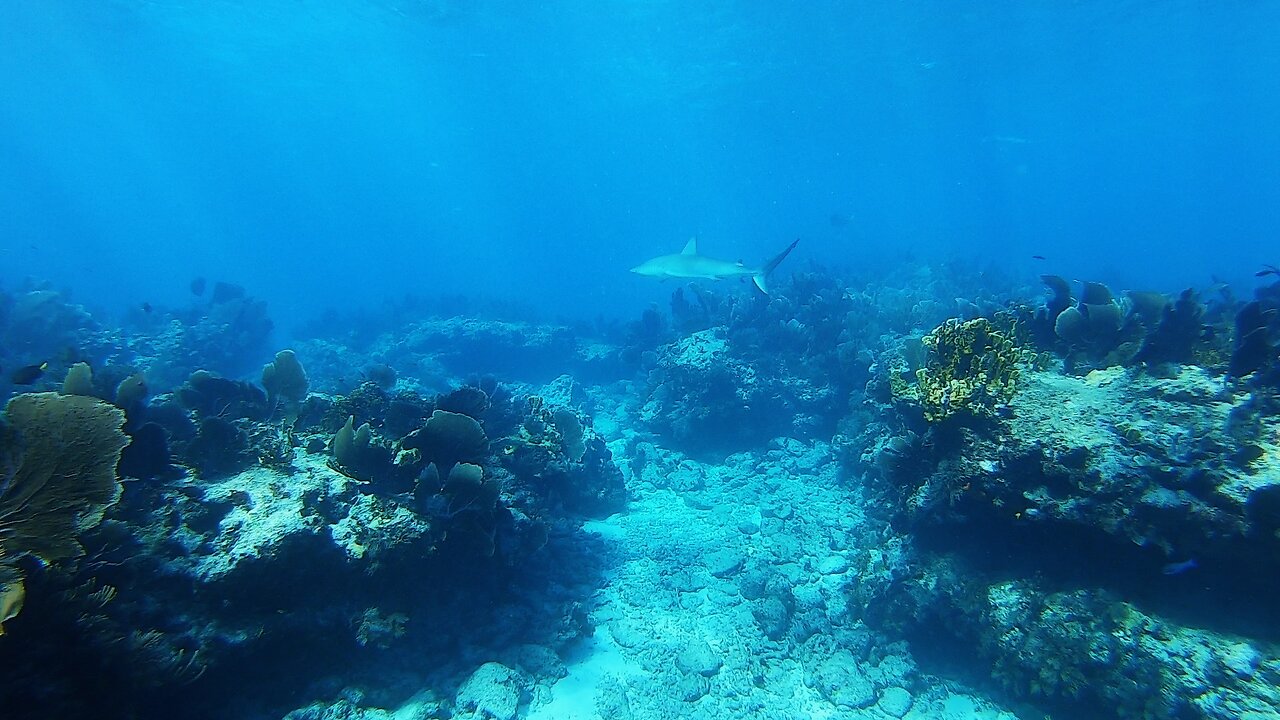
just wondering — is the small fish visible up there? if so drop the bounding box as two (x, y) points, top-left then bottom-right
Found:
(10, 361), (49, 385)
(1255, 264), (1280, 278)
(190, 277), (207, 296)
(1031, 255), (1046, 261)
(1162, 558), (1198, 575)
(141, 302), (153, 313)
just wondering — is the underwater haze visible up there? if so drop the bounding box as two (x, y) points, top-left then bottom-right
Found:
(5, 3), (1280, 720)
(3, 1), (1279, 327)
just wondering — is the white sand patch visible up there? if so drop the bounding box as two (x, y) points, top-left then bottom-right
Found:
(527, 625), (640, 720)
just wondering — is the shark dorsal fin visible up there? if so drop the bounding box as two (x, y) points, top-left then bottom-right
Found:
(681, 237), (698, 255)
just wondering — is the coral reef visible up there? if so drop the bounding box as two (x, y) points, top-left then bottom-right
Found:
(0, 370), (621, 719)
(1028, 277), (1231, 374)
(293, 315), (626, 395)
(868, 555), (1280, 718)
(498, 393), (626, 516)
(1230, 283), (1280, 388)
(632, 262), (1023, 453)
(637, 321), (841, 453)
(884, 364), (1280, 566)
(853, 279), (1280, 719)
(4, 264), (1279, 720)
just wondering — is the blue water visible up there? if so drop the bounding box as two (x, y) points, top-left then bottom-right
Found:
(3, 1), (1278, 330)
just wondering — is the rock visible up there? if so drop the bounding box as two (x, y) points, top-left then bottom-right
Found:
(940, 694), (979, 719)
(872, 653), (916, 688)
(877, 687), (913, 718)
(541, 374), (586, 408)
(813, 653), (876, 710)
(511, 644), (566, 680)
(768, 534), (805, 563)
(737, 567), (769, 600)
(283, 698), (394, 720)
(677, 673), (710, 702)
(705, 548), (745, 578)
(795, 447), (825, 472)
(683, 493), (715, 511)
(764, 502), (794, 520)
(1220, 642), (1262, 679)
(675, 640), (723, 677)
(752, 596), (791, 641)
(454, 662), (525, 720)
(608, 619), (647, 649)
(816, 554), (849, 575)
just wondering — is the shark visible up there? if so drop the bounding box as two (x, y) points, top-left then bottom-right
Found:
(630, 237), (800, 294)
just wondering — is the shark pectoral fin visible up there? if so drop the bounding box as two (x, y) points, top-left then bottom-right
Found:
(753, 274), (769, 294)
(681, 237), (698, 255)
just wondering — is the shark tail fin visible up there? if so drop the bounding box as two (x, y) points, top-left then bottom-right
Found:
(752, 238), (800, 294)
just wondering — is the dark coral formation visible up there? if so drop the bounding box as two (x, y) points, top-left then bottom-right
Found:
(635, 265), (1008, 453)
(1027, 276), (1236, 374)
(0, 285), (634, 719)
(498, 395), (626, 516)
(851, 278), (1280, 719)
(261, 348), (309, 412)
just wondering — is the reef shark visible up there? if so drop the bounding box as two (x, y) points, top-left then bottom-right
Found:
(630, 237), (800, 294)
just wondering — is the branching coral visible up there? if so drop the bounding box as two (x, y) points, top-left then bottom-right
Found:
(902, 317), (1023, 423)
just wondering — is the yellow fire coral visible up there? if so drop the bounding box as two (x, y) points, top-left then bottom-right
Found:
(910, 317), (1022, 422)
